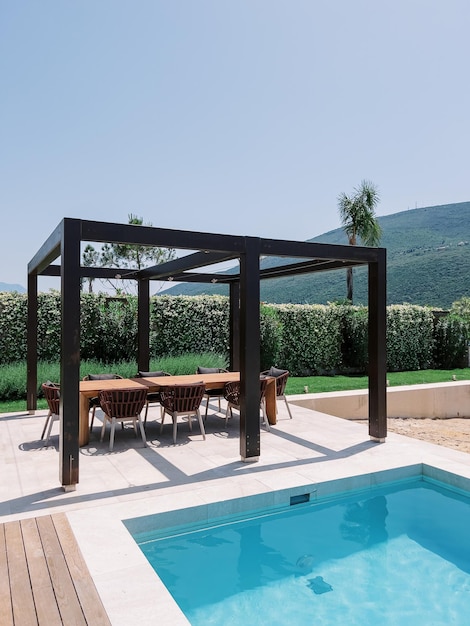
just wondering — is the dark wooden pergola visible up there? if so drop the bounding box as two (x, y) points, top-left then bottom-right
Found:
(26, 218), (387, 489)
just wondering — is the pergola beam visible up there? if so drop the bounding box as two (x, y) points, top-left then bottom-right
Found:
(28, 221), (63, 276)
(260, 238), (381, 262)
(80, 220), (247, 252)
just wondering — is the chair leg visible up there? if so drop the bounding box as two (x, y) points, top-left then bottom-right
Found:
(196, 409), (206, 440)
(100, 416), (107, 442)
(144, 400), (149, 425)
(225, 404), (233, 427)
(90, 405), (96, 431)
(261, 401), (270, 431)
(172, 412), (178, 445)
(41, 410), (51, 440)
(204, 395), (210, 418)
(45, 413), (56, 444)
(284, 395), (293, 419)
(137, 415), (147, 447)
(109, 417), (117, 451)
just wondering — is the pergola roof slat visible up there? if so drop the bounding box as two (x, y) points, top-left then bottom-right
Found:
(139, 250), (240, 281)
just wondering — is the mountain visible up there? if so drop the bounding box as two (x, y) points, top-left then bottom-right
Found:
(0, 282), (26, 293)
(163, 202), (470, 309)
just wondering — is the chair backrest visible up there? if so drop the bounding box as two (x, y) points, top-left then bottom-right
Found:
(273, 371), (289, 396)
(135, 370), (171, 378)
(196, 366), (228, 374)
(42, 382), (60, 415)
(83, 373), (123, 381)
(262, 367), (289, 396)
(223, 381), (240, 406)
(224, 378), (268, 407)
(98, 388), (148, 419)
(160, 383), (205, 413)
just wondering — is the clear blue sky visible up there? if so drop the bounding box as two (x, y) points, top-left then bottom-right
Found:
(2, 0), (470, 290)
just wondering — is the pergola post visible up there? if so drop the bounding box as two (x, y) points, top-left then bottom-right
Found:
(229, 281), (240, 371)
(59, 219), (81, 489)
(26, 272), (38, 413)
(239, 237), (261, 461)
(368, 248), (387, 440)
(137, 279), (150, 371)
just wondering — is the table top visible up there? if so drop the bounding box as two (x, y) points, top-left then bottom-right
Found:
(79, 372), (272, 396)
(134, 372), (241, 389)
(79, 378), (148, 397)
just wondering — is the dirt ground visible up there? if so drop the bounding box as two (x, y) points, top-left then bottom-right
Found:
(381, 417), (470, 453)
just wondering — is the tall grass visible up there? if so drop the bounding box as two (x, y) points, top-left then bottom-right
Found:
(0, 352), (228, 407)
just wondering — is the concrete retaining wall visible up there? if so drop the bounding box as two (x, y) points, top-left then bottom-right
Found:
(289, 381), (470, 420)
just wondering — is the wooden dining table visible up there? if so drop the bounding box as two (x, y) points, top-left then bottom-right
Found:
(79, 372), (277, 447)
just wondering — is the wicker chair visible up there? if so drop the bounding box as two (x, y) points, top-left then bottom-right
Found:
(196, 366), (229, 418)
(223, 377), (270, 430)
(98, 387), (148, 451)
(159, 382), (206, 444)
(41, 382), (60, 444)
(261, 367), (293, 419)
(134, 370), (172, 423)
(83, 373), (123, 431)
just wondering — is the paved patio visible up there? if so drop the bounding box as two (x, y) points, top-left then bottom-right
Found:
(2, 400), (470, 625)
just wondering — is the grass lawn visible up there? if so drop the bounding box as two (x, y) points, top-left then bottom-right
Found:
(2, 368), (470, 414)
(285, 368), (470, 395)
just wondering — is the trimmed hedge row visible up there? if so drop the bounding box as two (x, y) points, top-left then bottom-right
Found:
(0, 292), (466, 375)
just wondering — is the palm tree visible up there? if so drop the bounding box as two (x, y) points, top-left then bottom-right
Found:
(338, 180), (382, 302)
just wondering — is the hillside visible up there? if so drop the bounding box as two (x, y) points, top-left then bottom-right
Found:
(164, 202), (470, 308)
(0, 282), (26, 294)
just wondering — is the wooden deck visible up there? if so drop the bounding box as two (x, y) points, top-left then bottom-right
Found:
(0, 513), (111, 625)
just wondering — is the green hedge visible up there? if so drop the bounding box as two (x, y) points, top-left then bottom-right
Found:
(0, 292), (467, 375)
(386, 305), (434, 371)
(151, 295), (229, 356)
(275, 304), (343, 375)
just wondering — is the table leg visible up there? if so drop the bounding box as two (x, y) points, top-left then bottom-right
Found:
(79, 394), (90, 447)
(265, 379), (277, 425)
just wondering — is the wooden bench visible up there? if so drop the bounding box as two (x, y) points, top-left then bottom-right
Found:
(0, 513), (111, 625)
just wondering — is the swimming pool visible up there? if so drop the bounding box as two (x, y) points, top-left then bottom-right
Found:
(126, 473), (470, 625)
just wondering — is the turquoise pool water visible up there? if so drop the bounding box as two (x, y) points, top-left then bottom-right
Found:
(129, 478), (470, 625)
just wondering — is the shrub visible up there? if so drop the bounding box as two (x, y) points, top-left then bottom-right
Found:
(260, 305), (282, 370)
(337, 304), (368, 373)
(433, 316), (468, 368)
(275, 304), (342, 375)
(151, 295), (229, 357)
(386, 305), (434, 371)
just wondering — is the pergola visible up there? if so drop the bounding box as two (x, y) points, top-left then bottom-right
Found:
(27, 218), (387, 489)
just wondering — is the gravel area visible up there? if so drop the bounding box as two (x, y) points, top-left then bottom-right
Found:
(385, 417), (470, 453)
